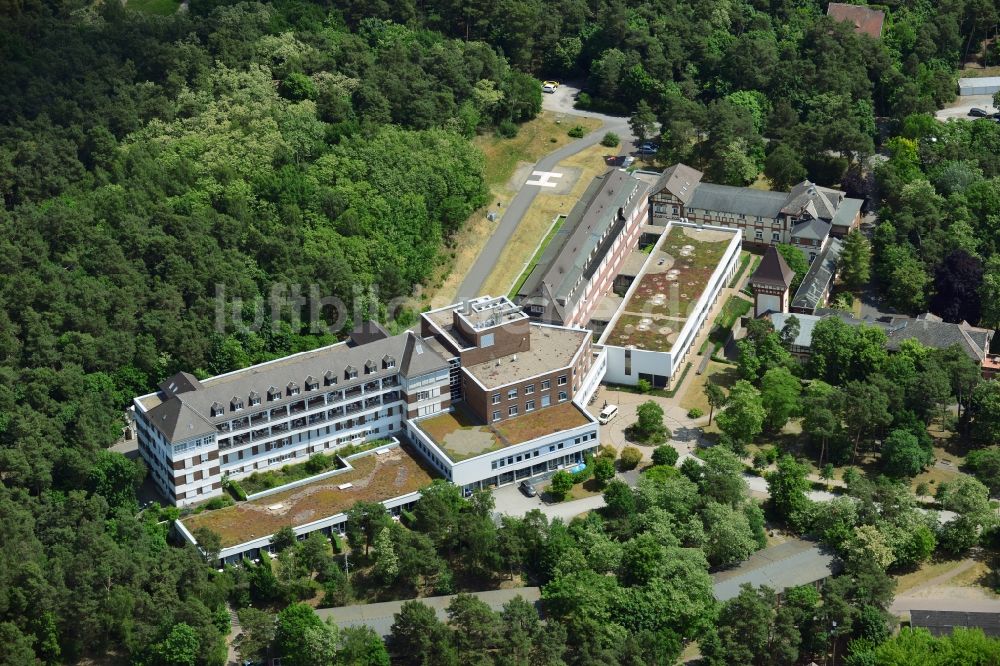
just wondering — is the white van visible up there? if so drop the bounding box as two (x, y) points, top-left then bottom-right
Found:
(597, 404), (619, 425)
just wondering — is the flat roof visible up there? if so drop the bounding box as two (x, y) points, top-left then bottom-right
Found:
(180, 445), (436, 548)
(604, 225), (737, 352)
(464, 325), (587, 389)
(414, 401), (592, 462)
(712, 538), (841, 601)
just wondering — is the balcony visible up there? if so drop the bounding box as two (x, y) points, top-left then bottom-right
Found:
(308, 412), (328, 426)
(217, 422), (232, 433)
(251, 428), (269, 440)
(307, 396), (325, 410)
(250, 412), (269, 426)
(231, 417), (249, 431)
(289, 401), (307, 415)
(233, 433), (250, 446)
(363, 381), (380, 393)
(328, 406), (345, 419)
(364, 397), (381, 410)
(271, 422), (289, 434)
(270, 407), (288, 419)
(291, 417), (307, 429)
(344, 386), (363, 400)
(218, 438), (232, 450)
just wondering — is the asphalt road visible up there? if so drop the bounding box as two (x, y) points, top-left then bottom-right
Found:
(456, 86), (635, 299)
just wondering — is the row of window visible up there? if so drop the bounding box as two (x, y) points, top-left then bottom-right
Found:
(489, 431), (598, 469)
(491, 392), (567, 421)
(490, 376), (566, 404)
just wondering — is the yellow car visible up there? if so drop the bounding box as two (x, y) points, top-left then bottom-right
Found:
(542, 80), (559, 93)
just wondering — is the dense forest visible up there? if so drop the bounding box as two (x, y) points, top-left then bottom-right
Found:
(1, 0), (999, 663)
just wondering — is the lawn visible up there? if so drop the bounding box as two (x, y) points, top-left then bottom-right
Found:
(475, 113), (603, 189)
(509, 214), (566, 298)
(239, 439), (392, 496)
(427, 112), (602, 305)
(128, 0), (180, 14)
(182, 446), (436, 548)
(679, 361), (739, 415)
(707, 295), (752, 348)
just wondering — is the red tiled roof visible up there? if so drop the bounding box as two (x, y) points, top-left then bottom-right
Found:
(827, 3), (885, 39)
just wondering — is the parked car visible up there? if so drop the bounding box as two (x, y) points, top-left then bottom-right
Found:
(542, 80), (559, 93)
(638, 142), (659, 154)
(519, 480), (537, 497)
(598, 404), (619, 424)
(968, 107), (988, 117)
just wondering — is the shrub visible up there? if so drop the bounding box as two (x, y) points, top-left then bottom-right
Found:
(225, 479), (248, 501)
(594, 456), (616, 485)
(575, 92), (592, 109)
(637, 378), (653, 394)
(549, 470), (574, 500)
(619, 446), (643, 470)
(304, 453), (329, 475)
(687, 407), (704, 419)
(601, 132), (620, 147)
(205, 495), (234, 511)
(567, 125), (586, 138)
(597, 444), (617, 461)
(651, 445), (679, 467)
(496, 120), (519, 138)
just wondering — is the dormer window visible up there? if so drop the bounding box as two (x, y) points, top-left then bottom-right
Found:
(364, 360), (377, 375)
(230, 396), (244, 411)
(324, 370), (337, 386)
(383, 355), (396, 369)
(287, 382), (299, 396)
(249, 391), (260, 407)
(345, 365), (358, 380)
(210, 402), (224, 418)
(267, 386), (281, 401)
(305, 375), (319, 391)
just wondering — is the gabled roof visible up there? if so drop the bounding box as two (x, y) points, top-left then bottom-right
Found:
(158, 372), (203, 398)
(688, 183), (788, 219)
(782, 181), (838, 220)
(827, 2), (885, 38)
(884, 316), (991, 363)
(791, 238), (843, 311)
(400, 331), (449, 377)
(652, 163), (703, 205)
(146, 397), (217, 442)
(750, 246), (795, 289)
(791, 218), (832, 242)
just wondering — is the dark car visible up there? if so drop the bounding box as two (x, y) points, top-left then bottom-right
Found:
(519, 480), (537, 497)
(968, 107), (988, 117)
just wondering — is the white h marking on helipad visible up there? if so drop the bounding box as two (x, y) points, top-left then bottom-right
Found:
(525, 170), (563, 188)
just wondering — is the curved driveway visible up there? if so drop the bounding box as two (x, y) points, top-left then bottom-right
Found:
(457, 87), (635, 299)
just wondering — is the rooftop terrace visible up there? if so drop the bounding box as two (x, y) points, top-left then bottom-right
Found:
(604, 225), (735, 351)
(180, 445), (436, 548)
(414, 401), (592, 462)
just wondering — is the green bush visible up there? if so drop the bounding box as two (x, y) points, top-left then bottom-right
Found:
(205, 495), (234, 511)
(687, 407), (704, 419)
(567, 125), (586, 138)
(637, 378), (652, 394)
(575, 92), (592, 109)
(226, 479), (248, 501)
(601, 132), (620, 147)
(619, 446), (643, 470)
(549, 470), (574, 500)
(305, 453), (329, 474)
(651, 445), (679, 467)
(496, 120), (519, 138)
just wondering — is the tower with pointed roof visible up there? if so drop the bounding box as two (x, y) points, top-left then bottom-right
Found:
(749, 246), (795, 317)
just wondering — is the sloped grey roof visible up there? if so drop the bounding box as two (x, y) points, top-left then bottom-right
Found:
(158, 372), (203, 398)
(883, 317), (990, 362)
(751, 246), (795, 289)
(712, 539), (841, 602)
(141, 329), (448, 443)
(783, 181), (838, 220)
(791, 238), (843, 311)
(652, 163), (703, 205)
(769, 313), (822, 348)
(517, 169), (648, 313)
(830, 197), (863, 230)
(910, 610), (1000, 637)
(688, 183), (788, 219)
(791, 218), (832, 241)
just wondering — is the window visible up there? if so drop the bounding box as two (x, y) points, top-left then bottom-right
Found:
(492, 410), (501, 422)
(492, 461), (498, 470)
(418, 390), (431, 401)
(508, 388), (518, 400)
(525, 384), (535, 395)
(557, 375), (567, 386)
(755, 230), (763, 240)
(508, 405), (518, 417)
(558, 391), (568, 402)
(525, 400), (535, 412)
(624, 348), (632, 376)
(541, 380), (551, 390)
(492, 394), (501, 405)
(541, 395), (551, 407)
(772, 232), (780, 242)
(481, 333), (494, 348)
(249, 395), (260, 407)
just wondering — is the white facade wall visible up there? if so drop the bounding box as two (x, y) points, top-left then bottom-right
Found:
(599, 221), (742, 386)
(406, 408), (599, 492)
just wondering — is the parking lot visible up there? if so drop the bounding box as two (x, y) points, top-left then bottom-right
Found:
(935, 94), (996, 121)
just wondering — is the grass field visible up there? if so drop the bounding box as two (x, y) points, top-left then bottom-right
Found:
(508, 214), (566, 298)
(679, 361), (739, 415)
(128, 0), (180, 14)
(478, 140), (614, 297)
(425, 112), (602, 305)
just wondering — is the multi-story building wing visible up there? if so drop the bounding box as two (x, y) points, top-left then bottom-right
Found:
(133, 325), (450, 506)
(515, 169), (650, 327)
(649, 163), (863, 262)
